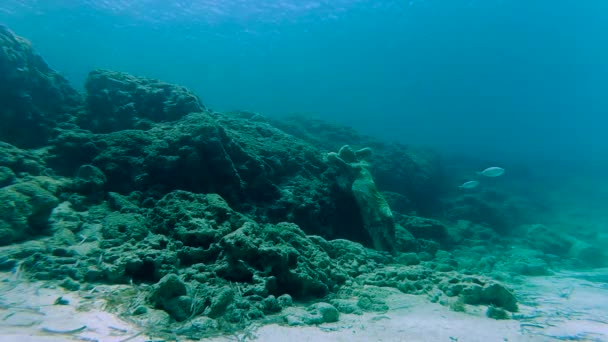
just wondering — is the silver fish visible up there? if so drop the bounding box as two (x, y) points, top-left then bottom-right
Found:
(459, 180), (480, 189)
(477, 167), (504, 177)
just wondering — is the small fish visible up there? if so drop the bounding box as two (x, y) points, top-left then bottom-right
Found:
(477, 166), (505, 177)
(459, 180), (479, 189)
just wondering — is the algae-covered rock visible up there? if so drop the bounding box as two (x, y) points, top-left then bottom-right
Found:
(493, 247), (552, 276)
(51, 113), (247, 203)
(107, 191), (144, 213)
(354, 287), (392, 312)
(397, 214), (449, 245)
(568, 240), (605, 267)
(101, 212), (148, 244)
(486, 305), (510, 320)
(525, 224), (606, 267)
(73, 164), (107, 196)
(480, 283), (518, 312)
(0, 166), (16, 187)
(394, 224), (419, 252)
(149, 191), (249, 250)
(445, 190), (530, 235)
(220, 222), (340, 298)
(204, 287), (235, 319)
(148, 274), (192, 322)
(316, 238), (390, 279)
(357, 265), (436, 296)
(396, 252), (421, 266)
(198, 110), (331, 229)
(0, 25), (82, 148)
(356, 264), (519, 313)
(441, 275), (518, 312)
(0, 141), (46, 175)
(82, 69), (204, 132)
(0, 180), (59, 245)
(526, 224), (572, 256)
(284, 302), (339, 326)
(99, 234), (180, 283)
(48, 202), (84, 234)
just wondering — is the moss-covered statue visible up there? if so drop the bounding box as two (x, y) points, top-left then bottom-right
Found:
(327, 145), (396, 254)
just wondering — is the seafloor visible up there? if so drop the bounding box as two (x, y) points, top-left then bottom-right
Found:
(0, 25), (606, 341)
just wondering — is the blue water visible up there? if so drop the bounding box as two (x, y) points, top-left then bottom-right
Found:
(1, 0), (607, 165)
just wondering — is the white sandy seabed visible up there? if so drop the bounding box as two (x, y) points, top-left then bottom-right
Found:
(1, 269), (606, 342)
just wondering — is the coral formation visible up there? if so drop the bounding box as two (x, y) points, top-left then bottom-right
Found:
(82, 69), (205, 132)
(0, 25), (82, 148)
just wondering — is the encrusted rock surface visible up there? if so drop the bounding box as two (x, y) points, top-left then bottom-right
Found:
(1, 25), (605, 340)
(0, 25), (82, 148)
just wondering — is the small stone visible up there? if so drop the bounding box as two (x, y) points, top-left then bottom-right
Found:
(133, 306), (148, 315)
(60, 278), (80, 291)
(486, 305), (510, 320)
(54, 296), (70, 305)
(277, 294), (293, 308)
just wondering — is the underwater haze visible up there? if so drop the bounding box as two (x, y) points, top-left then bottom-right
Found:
(2, 2), (608, 340)
(2, 0), (607, 165)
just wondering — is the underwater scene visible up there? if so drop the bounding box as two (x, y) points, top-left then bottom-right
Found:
(0, 1), (607, 341)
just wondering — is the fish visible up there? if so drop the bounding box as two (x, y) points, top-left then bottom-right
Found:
(459, 180), (479, 189)
(477, 166), (505, 177)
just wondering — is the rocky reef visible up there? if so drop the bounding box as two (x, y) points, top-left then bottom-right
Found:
(0, 25), (82, 148)
(0, 26), (604, 339)
(81, 69), (205, 132)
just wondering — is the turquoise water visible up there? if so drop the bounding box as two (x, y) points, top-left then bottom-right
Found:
(1, 2), (608, 340)
(2, 0), (607, 164)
